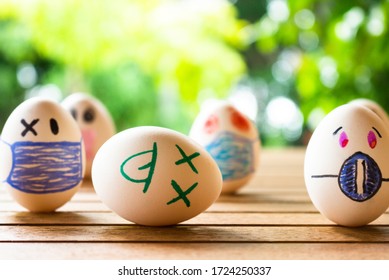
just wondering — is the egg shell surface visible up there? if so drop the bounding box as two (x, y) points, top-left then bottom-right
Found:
(0, 97), (85, 212)
(304, 104), (389, 227)
(349, 98), (389, 129)
(189, 100), (260, 194)
(91, 126), (222, 226)
(61, 93), (116, 178)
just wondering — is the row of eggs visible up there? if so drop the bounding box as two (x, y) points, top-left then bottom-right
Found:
(0, 94), (260, 226)
(2, 94), (388, 228)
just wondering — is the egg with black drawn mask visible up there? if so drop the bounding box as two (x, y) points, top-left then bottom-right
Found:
(189, 100), (260, 194)
(62, 93), (116, 178)
(0, 97), (85, 212)
(304, 104), (389, 227)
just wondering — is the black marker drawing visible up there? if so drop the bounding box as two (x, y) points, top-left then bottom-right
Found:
(21, 118), (39, 137)
(311, 127), (389, 202)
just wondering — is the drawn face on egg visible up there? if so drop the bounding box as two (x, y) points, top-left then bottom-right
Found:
(189, 100), (260, 193)
(0, 97), (85, 212)
(304, 104), (389, 226)
(61, 93), (115, 178)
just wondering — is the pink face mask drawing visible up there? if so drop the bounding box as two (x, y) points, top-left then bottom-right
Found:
(189, 100), (261, 194)
(304, 104), (389, 227)
(61, 93), (116, 178)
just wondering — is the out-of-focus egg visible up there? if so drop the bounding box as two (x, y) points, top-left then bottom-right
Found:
(304, 104), (389, 227)
(61, 92), (115, 178)
(0, 97), (85, 212)
(92, 126), (222, 226)
(189, 100), (260, 194)
(349, 98), (389, 128)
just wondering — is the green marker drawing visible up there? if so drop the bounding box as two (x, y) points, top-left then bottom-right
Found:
(120, 142), (158, 193)
(174, 144), (200, 174)
(167, 180), (198, 207)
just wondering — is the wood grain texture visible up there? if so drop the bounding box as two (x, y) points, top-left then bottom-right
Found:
(1, 147), (388, 260)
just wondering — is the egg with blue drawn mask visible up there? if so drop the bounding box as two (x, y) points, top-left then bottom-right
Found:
(0, 97), (85, 212)
(189, 100), (261, 194)
(304, 104), (389, 227)
(61, 92), (116, 179)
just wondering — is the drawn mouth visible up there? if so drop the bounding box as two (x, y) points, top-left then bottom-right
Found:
(311, 152), (389, 202)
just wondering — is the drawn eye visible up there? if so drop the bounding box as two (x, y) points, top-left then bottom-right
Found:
(339, 131), (349, 148)
(70, 109), (77, 120)
(50, 118), (59, 135)
(368, 130), (377, 149)
(83, 107), (95, 123)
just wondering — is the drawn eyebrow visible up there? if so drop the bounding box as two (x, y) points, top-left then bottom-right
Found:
(333, 126), (343, 135)
(373, 127), (382, 138)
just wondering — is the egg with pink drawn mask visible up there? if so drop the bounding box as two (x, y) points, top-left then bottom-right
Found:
(305, 104), (389, 227)
(61, 93), (116, 178)
(189, 100), (261, 194)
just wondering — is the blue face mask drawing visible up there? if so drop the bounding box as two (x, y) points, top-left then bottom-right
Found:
(205, 131), (256, 181)
(3, 140), (83, 194)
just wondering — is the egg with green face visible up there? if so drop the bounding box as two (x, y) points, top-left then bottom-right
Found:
(92, 126), (222, 226)
(62, 93), (116, 178)
(189, 100), (260, 194)
(0, 97), (85, 212)
(304, 104), (389, 227)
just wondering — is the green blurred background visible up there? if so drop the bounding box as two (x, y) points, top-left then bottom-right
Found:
(1, 0), (388, 146)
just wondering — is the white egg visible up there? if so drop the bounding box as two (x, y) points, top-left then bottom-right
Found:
(304, 104), (389, 226)
(61, 92), (116, 178)
(349, 98), (389, 128)
(0, 97), (86, 212)
(189, 100), (261, 194)
(92, 126), (222, 226)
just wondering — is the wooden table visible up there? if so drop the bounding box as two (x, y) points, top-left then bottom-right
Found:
(1, 147), (389, 260)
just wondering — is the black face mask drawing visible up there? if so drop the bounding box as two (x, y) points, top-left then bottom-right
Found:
(311, 127), (389, 202)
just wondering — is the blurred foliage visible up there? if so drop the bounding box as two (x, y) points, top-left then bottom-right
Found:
(1, 0), (389, 146)
(234, 0), (389, 145)
(0, 0), (247, 132)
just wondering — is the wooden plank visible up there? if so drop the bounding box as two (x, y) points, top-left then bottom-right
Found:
(1, 225), (389, 243)
(1, 147), (388, 261)
(1, 212), (389, 226)
(0, 242), (388, 260)
(0, 200), (318, 212)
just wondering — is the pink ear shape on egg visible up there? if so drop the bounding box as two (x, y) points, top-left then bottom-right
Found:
(229, 107), (250, 132)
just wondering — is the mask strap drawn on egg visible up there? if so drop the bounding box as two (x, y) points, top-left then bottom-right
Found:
(0, 137), (11, 183)
(311, 174), (338, 178)
(0, 137), (12, 147)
